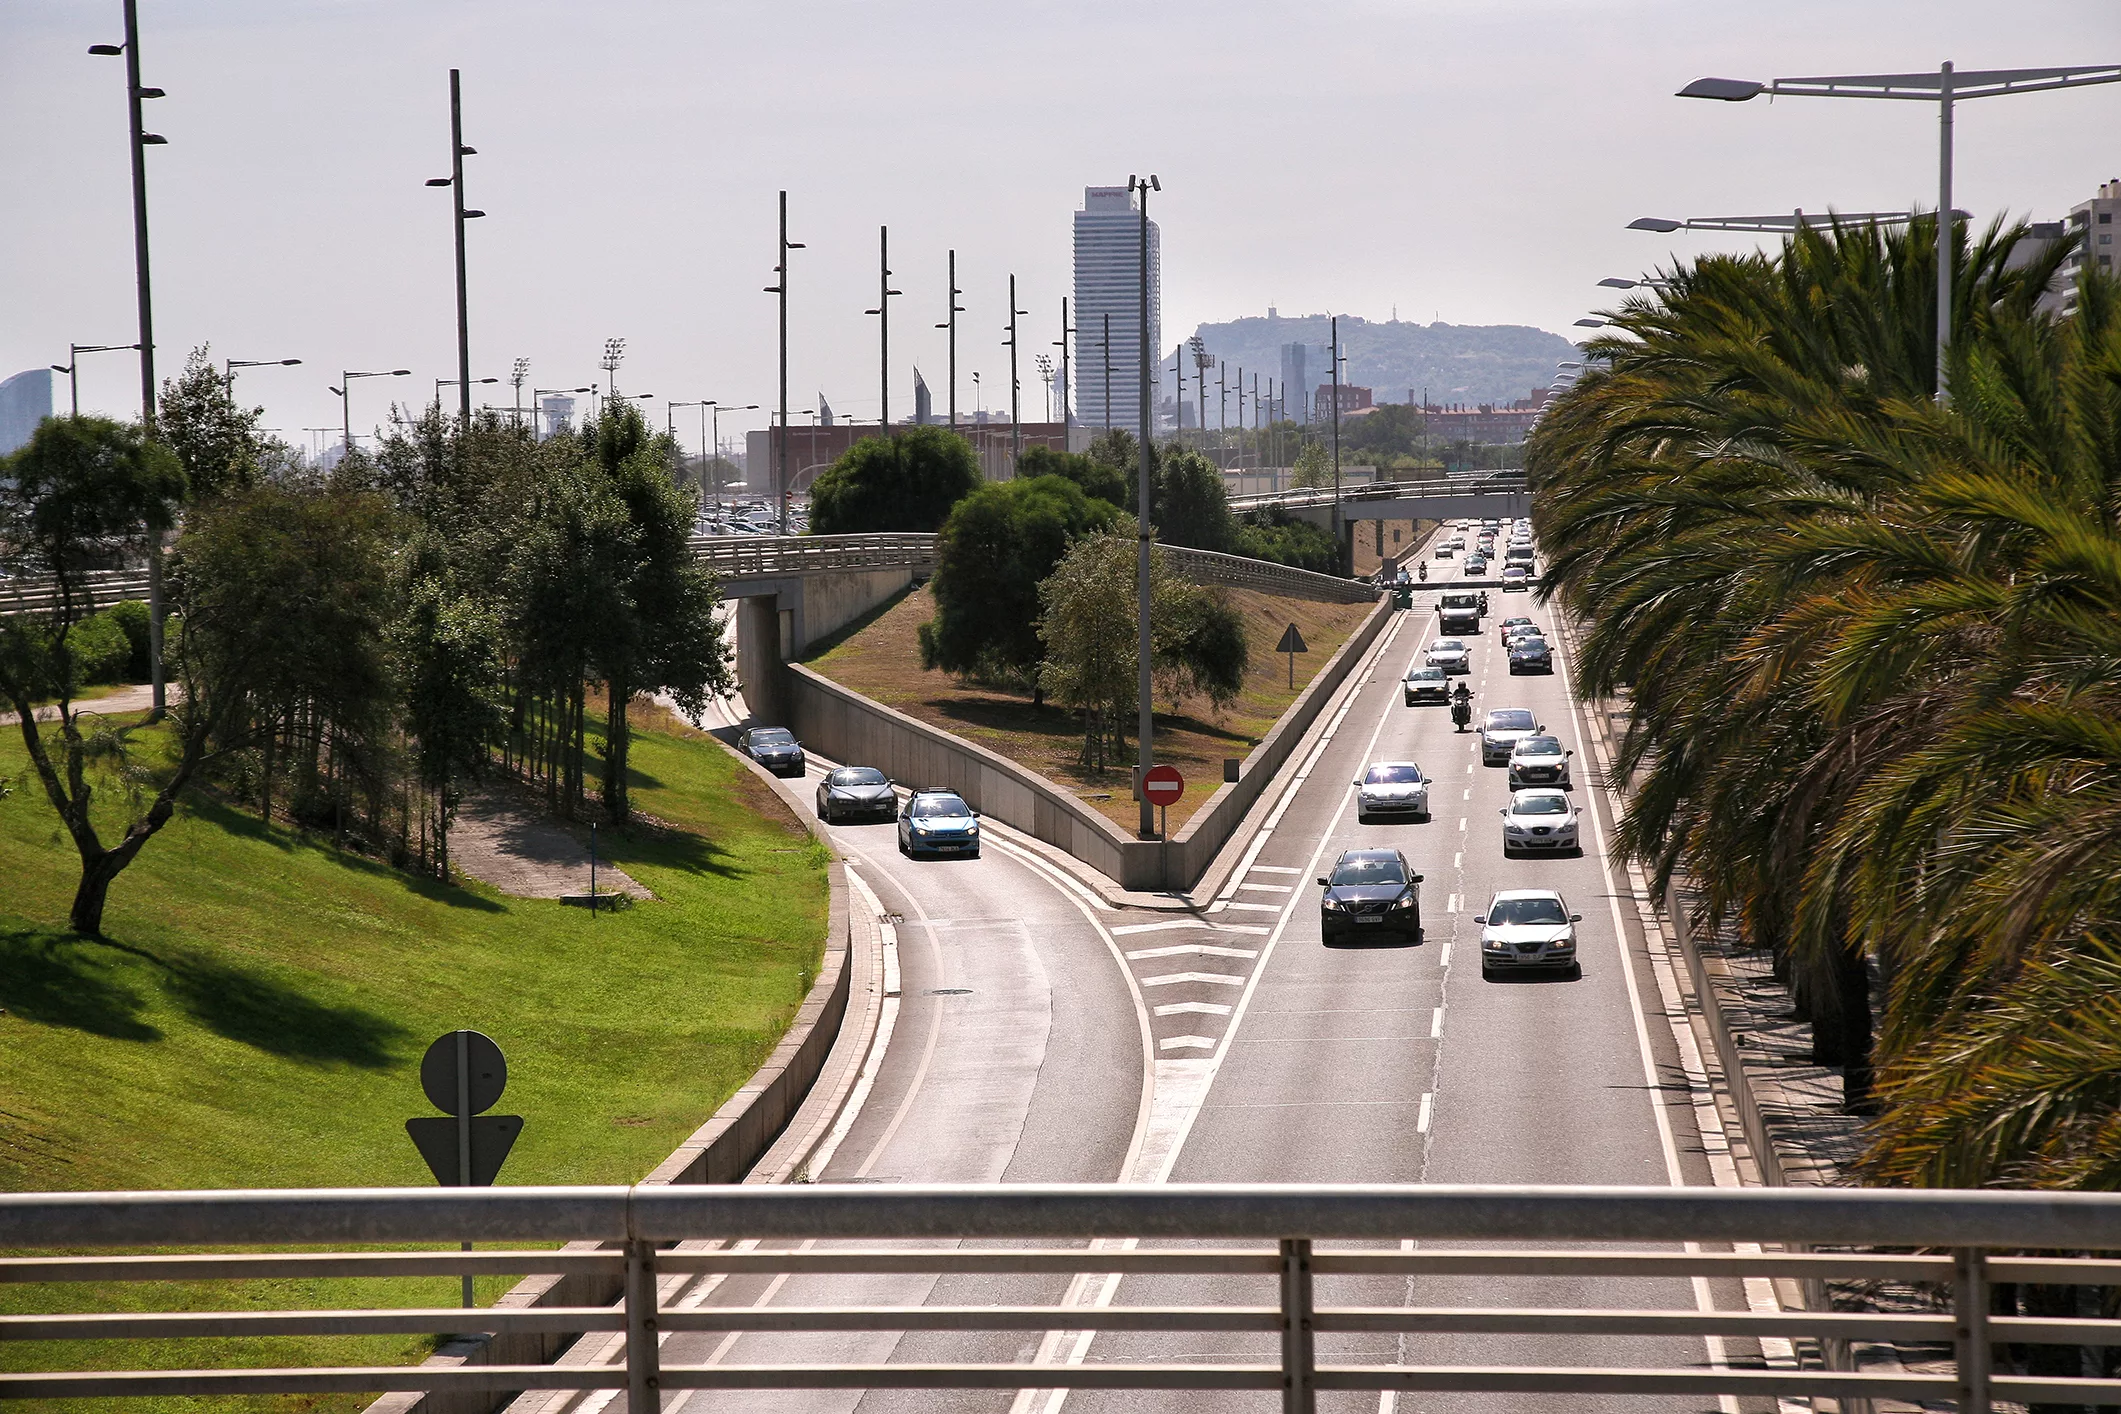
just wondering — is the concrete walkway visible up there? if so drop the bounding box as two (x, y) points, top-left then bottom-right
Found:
(30, 683), (165, 722)
(449, 783), (650, 900)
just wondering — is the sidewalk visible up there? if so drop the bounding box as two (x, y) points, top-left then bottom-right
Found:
(448, 783), (649, 900)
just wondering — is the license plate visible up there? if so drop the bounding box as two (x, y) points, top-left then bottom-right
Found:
(936, 843), (967, 851)
(1355, 915), (1385, 925)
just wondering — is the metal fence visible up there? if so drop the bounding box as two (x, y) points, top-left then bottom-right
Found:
(0, 569), (152, 618)
(7, 1183), (2121, 1410)
(1230, 475), (1529, 515)
(1162, 544), (1378, 605)
(688, 533), (939, 583)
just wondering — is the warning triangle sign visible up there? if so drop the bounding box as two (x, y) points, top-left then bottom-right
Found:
(1275, 623), (1308, 655)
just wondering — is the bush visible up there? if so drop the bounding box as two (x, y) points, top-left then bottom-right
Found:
(1235, 508), (1343, 574)
(808, 426), (982, 534)
(1016, 446), (1127, 509)
(919, 475), (1115, 685)
(1155, 449), (1234, 552)
(67, 610), (133, 686)
(104, 599), (152, 681)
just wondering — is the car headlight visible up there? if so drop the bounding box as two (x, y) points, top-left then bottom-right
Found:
(1389, 894), (1415, 910)
(910, 819), (930, 832)
(1483, 936), (1511, 950)
(1505, 824), (1528, 834)
(1322, 898), (1346, 912)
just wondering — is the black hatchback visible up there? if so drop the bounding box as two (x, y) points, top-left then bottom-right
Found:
(1317, 848), (1423, 943)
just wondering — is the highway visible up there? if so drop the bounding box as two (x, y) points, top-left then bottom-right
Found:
(608, 552), (1754, 1413)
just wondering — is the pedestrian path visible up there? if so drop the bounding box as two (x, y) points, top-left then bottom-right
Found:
(449, 783), (649, 900)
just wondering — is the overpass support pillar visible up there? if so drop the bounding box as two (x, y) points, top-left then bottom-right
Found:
(736, 595), (791, 725)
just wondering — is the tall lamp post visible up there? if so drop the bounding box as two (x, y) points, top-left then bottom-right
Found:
(531, 386), (593, 439)
(934, 249), (964, 431)
(764, 192), (804, 533)
(89, 1), (169, 715)
(1054, 298), (1074, 438)
(1004, 275), (1027, 463)
(50, 343), (141, 417)
(423, 69), (485, 423)
(709, 402), (758, 513)
(331, 369), (412, 450)
(509, 357), (530, 431)
(1329, 316), (1343, 553)
(438, 376), (497, 409)
(1128, 173), (1160, 840)
(863, 226), (901, 432)
(1677, 62), (2121, 401)
(1627, 210), (1922, 235)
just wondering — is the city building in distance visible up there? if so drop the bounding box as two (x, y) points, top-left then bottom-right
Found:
(1072, 185), (1161, 430)
(0, 368), (54, 457)
(1316, 382), (1373, 418)
(1416, 389), (1551, 445)
(2059, 178), (2121, 318)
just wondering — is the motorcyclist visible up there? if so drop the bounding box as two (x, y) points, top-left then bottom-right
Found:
(1450, 681), (1473, 732)
(1417, 561), (1427, 582)
(1479, 590), (1490, 616)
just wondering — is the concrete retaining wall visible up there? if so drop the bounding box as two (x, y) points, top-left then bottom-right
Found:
(788, 595), (1395, 891)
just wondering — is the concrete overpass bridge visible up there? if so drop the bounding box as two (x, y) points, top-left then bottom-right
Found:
(1230, 473), (1532, 531)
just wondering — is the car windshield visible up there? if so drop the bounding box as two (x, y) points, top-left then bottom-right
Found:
(1510, 639), (1546, 653)
(1512, 795), (1569, 816)
(1487, 710), (1536, 731)
(911, 795), (969, 818)
(1331, 855), (1407, 887)
(1432, 640), (1465, 653)
(830, 768), (887, 786)
(1517, 737), (1563, 756)
(751, 729), (794, 747)
(1365, 765), (1424, 785)
(1489, 896), (1568, 925)
(1406, 667), (1444, 681)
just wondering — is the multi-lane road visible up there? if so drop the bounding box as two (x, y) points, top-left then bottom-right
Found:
(624, 554), (1758, 1413)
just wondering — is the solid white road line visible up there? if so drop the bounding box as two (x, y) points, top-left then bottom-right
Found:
(1158, 1035), (1216, 1051)
(1416, 1093), (1434, 1133)
(1249, 865), (1302, 874)
(1430, 1007), (1443, 1039)
(1139, 971), (1246, 988)
(1237, 882), (1293, 893)
(1124, 943), (1260, 961)
(1152, 1000), (1233, 1017)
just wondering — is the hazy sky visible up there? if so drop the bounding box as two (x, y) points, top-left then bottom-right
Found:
(7, 0), (2120, 453)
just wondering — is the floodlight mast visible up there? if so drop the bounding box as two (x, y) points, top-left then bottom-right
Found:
(1678, 61), (2121, 402)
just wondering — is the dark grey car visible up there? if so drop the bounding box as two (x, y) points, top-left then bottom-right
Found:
(1317, 848), (1423, 944)
(739, 726), (806, 777)
(817, 766), (895, 823)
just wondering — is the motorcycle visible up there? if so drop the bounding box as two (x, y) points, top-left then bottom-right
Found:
(1417, 562), (1427, 582)
(1450, 689), (1472, 732)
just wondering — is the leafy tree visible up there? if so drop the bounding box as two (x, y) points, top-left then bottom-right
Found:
(1290, 439), (1332, 489)
(158, 345), (265, 502)
(919, 474), (1115, 689)
(1235, 507), (1341, 574)
(808, 426), (982, 533)
(396, 580), (506, 878)
(1154, 447), (1234, 552)
(1016, 445), (1126, 507)
(0, 417), (194, 934)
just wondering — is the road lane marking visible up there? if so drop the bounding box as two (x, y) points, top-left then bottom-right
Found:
(1153, 1001), (1233, 1017)
(1440, 944), (1451, 968)
(1462, 788), (1470, 800)
(1221, 901), (1283, 913)
(1452, 852), (1462, 867)
(1446, 894), (1460, 913)
(1124, 943), (1260, 961)
(1416, 1092), (1434, 1132)
(1250, 865), (1301, 875)
(1457, 817), (1466, 831)
(1430, 1008), (1443, 1038)
(1110, 919), (1214, 936)
(1236, 882), (1292, 893)
(1158, 1036), (1215, 1051)
(1139, 971), (1245, 987)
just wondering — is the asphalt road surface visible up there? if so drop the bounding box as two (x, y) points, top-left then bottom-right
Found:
(598, 569), (1765, 1414)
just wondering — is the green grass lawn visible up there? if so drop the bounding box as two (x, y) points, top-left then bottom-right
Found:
(0, 703), (829, 1410)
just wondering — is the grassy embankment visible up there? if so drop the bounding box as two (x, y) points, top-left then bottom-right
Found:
(806, 584), (1376, 832)
(0, 703), (828, 1410)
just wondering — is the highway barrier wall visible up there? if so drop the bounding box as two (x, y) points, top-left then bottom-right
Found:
(367, 860), (854, 1414)
(787, 594), (1395, 892)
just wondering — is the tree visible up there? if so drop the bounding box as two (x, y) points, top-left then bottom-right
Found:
(1016, 445), (1127, 508)
(1154, 447), (1235, 552)
(158, 345), (265, 502)
(0, 417), (191, 934)
(919, 474), (1115, 688)
(807, 426), (982, 534)
(1290, 439), (1332, 489)
(397, 580), (506, 879)
(1235, 507), (1341, 573)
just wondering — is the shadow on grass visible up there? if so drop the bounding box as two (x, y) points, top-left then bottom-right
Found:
(182, 796), (503, 911)
(1, 924), (407, 1065)
(610, 825), (746, 881)
(0, 926), (162, 1041)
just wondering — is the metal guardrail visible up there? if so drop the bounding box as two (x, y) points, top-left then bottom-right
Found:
(1230, 475), (1528, 515)
(6, 1184), (2120, 1410)
(0, 569), (152, 618)
(1162, 543), (1378, 604)
(689, 532), (940, 582)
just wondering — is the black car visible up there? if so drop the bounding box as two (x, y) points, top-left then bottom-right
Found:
(739, 726), (806, 777)
(816, 765), (895, 823)
(1317, 848), (1423, 943)
(1506, 636), (1554, 674)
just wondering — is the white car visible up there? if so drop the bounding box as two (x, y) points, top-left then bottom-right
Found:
(1507, 735), (1574, 789)
(1403, 664), (1451, 705)
(1356, 762), (1431, 823)
(1426, 638), (1471, 675)
(1480, 707), (1542, 764)
(1499, 789), (1580, 856)
(1502, 622), (1543, 644)
(1476, 888), (1583, 978)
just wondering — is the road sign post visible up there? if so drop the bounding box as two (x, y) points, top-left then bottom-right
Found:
(1275, 622), (1309, 689)
(1142, 765), (1184, 888)
(406, 1030), (522, 1307)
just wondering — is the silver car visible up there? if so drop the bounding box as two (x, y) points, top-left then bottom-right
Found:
(1427, 638), (1471, 675)
(1403, 665), (1451, 705)
(1499, 788), (1580, 856)
(1477, 888), (1583, 978)
(1356, 762), (1431, 824)
(1480, 707), (1542, 764)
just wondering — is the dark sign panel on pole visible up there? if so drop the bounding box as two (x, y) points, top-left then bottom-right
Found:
(1275, 622), (1309, 689)
(406, 1029), (522, 1307)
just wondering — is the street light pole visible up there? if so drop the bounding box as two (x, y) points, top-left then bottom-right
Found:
(935, 249), (964, 432)
(765, 192), (804, 531)
(51, 343), (141, 417)
(1006, 274), (1027, 464)
(224, 357), (302, 396)
(863, 226), (901, 433)
(1677, 61), (2121, 401)
(333, 369), (413, 451)
(422, 70), (484, 424)
(1330, 315), (1343, 554)
(707, 403), (758, 514)
(1054, 297), (1073, 441)
(1129, 173), (1159, 840)
(510, 357), (529, 431)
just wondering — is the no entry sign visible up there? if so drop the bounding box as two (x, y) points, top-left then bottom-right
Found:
(1143, 765), (1185, 808)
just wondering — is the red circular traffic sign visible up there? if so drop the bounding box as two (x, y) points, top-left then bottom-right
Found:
(1143, 765), (1185, 808)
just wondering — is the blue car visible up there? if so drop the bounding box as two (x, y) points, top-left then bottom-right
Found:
(898, 789), (981, 859)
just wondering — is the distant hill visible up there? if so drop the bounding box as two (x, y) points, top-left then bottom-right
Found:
(1165, 312), (1578, 411)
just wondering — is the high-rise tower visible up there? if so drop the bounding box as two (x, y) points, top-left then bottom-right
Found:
(1072, 186), (1161, 430)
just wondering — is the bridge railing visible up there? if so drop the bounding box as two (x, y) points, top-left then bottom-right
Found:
(0, 569), (153, 618)
(1162, 544), (1377, 604)
(689, 532), (939, 580)
(6, 1183), (2119, 1411)
(1230, 474), (1528, 514)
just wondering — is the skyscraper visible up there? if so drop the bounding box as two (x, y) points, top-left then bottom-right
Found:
(912, 369), (933, 426)
(0, 368), (54, 457)
(1072, 186), (1160, 430)
(1279, 344), (1311, 426)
